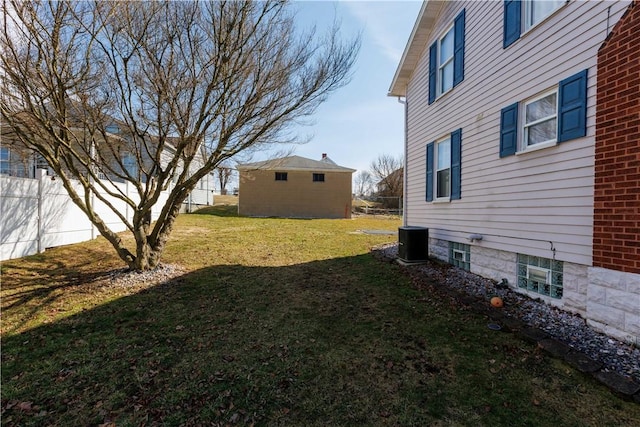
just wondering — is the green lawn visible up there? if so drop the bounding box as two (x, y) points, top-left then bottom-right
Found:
(2, 208), (639, 426)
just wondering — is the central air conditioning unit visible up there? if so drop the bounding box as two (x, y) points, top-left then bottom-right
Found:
(397, 226), (428, 263)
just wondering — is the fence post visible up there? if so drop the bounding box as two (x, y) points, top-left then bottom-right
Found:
(36, 168), (47, 253)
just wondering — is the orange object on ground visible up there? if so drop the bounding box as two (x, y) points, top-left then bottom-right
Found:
(490, 297), (504, 308)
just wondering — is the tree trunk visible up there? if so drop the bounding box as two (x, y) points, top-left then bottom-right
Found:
(131, 241), (164, 271)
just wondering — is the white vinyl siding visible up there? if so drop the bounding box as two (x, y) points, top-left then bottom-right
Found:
(404, 0), (632, 266)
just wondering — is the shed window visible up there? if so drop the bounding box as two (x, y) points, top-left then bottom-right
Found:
(313, 173), (325, 182)
(275, 172), (288, 181)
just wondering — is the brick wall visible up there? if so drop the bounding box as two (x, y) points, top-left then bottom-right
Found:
(594, 0), (640, 273)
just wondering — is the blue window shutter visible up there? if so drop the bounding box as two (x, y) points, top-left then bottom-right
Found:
(428, 42), (437, 104)
(500, 103), (519, 157)
(558, 69), (588, 142)
(450, 128), (462, 200)
(453, 9), (466, 87)
(503, 0), (521, 48)
(426, 142), (434, 202)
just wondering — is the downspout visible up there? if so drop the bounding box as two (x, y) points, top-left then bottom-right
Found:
(397, 96), (408, 226)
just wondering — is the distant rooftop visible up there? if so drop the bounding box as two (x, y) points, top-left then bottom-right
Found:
(237, 155), (355, 173)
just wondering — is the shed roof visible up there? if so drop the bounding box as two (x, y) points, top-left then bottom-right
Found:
(388, 1), (444, 97)
(237, 155), (356, 173)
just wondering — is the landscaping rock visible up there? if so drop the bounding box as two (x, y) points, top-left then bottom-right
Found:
(565, 352), (603, 374)
(538, 338), (571, 358)
(519, 327), (549, 344)
(594, 371), (640, 398)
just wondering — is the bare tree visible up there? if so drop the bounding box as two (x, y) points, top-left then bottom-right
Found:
(215, 162), (234, 195)
(353, 170), (373, 198)
(1, 1), (359, 270)
(369, 154), (403, 207)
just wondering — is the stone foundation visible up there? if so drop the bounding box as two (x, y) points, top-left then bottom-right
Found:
(587, 267), (640, 345)
(429, 238), (640, 344)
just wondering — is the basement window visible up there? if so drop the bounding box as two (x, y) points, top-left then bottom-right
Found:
(275, 172), (288, 181)
(517, 254), (563, 298)
(313, 173), (325, 182)
(449, 242), (470, 271)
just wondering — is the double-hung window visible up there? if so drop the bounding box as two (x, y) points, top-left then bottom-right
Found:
(523, 90), (557, 149)
(436, 137), (451, 199)
(438, 27), (455, 96)
(524, 0), (565, 31)
(500, 69), (587, 157)
(428, 9), (465, 104)
(426, 129), (462, 202)
(504, 0), (565, 48)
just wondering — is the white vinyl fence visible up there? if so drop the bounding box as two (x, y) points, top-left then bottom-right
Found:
(0, 170), (174, 261)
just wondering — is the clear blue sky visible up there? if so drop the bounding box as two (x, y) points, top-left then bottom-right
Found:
(265, 1), (423, 175)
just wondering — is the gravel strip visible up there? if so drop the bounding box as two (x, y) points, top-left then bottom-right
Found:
(373, 243), (640, 383)
(105, 264), (185, 289)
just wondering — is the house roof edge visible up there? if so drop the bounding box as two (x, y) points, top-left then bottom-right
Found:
(388, 0), (444, 97)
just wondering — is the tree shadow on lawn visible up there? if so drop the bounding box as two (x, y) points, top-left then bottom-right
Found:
(1, 246), (127, 334)
(194, 204), (239, 217)
(3, 255), (640, 427)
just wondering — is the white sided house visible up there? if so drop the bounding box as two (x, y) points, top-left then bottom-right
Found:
(389, 0), (639, 343)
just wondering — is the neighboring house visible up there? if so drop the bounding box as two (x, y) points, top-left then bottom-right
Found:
(0, 122), (214, 207)
(237, 154), (355, 218)
(389, 0), (639, 343)
(375, 167), (404, 208)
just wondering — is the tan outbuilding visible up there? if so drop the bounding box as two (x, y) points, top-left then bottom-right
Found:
(237, 154), (355, 218)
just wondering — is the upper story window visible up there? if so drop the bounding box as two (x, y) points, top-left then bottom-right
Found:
(524, 0), (565, 31)
(500, 69), (587, 157)
(428, 9), (465, 104)
(312, 173), (325, 182)
(438, 26), (455, 96)
(275, 172), (287, 181)
(504, 0), (566, 48)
